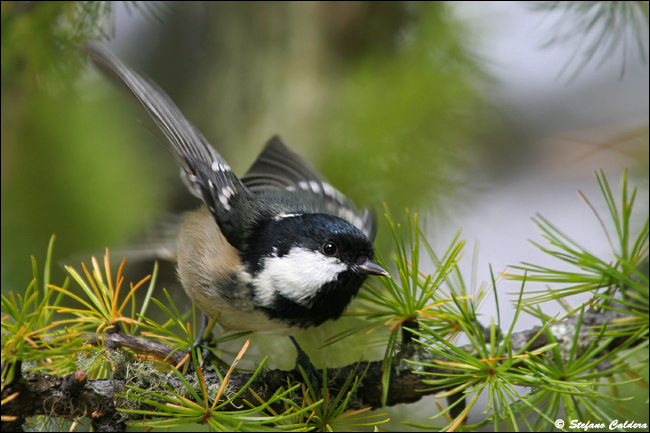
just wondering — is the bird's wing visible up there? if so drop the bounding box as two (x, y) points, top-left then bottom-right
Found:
(86, 43), (255, 249)
(241, 136), (377, 241)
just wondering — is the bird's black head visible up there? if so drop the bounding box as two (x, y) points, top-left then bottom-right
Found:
(243, 213), (388, 328)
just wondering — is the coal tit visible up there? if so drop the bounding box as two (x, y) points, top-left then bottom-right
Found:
(87, 44), (389, 338)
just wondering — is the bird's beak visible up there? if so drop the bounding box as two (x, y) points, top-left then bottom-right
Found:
(357, 260), (390, 277)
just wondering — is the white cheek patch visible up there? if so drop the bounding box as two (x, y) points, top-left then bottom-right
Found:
(253, 247), (347, 308)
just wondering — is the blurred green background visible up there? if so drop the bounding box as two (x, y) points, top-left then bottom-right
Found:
(2, 1), (648, 429)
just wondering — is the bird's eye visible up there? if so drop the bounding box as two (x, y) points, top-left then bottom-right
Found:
(322, 242), (338, 256)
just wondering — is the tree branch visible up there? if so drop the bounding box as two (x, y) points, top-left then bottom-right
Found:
(1, 309), (637, 432)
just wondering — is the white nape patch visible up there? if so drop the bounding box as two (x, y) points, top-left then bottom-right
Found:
(218, 186), (235, 211)
(211, 160), (231, 173)
(254, 247), (347, 308)
(274, 212), (301, 221)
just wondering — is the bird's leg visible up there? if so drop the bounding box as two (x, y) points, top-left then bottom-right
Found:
(289, 336), (322, 399)
(188, 313), (214, 365)
(193, 314), (211, 350)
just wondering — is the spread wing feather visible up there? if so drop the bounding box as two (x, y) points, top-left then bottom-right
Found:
(242, 136), (377, 240)
(86, 43), (254, 249)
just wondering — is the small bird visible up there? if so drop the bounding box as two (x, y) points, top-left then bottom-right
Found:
(86, 44), (389, 346)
